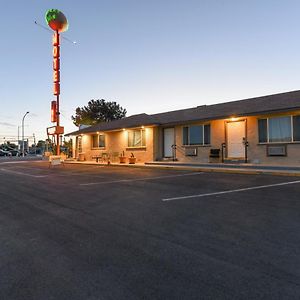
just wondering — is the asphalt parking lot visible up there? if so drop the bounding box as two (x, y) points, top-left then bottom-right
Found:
(0, 160), (300, 300)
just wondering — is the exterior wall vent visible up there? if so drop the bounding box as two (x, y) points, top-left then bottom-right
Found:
(267, 145), (287, 156)
(185, 148), (198, 156)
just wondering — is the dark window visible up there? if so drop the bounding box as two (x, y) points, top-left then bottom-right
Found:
(99, 135), (105, 147)
(258, 119), (267, 143)
(293, 115), (300, 142)
(190, 126), (203, 145)
(182, 127), (189, 145)
(204, 124), (211, 145)
(182, 124), (210, 145)
(92, 135), (98, 148)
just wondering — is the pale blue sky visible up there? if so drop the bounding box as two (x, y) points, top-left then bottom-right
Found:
(1, 0), (300, 141)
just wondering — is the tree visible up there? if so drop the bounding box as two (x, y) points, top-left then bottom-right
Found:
(36, 140), (45, 149)
(71, 99), (127, 126)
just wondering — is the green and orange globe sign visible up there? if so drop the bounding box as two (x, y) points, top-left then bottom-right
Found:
(45, 9), (68, 33)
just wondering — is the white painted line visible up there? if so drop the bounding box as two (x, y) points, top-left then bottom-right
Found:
(0, 161), (33, 164)
(0, 168), (48, 178)
(55, 172), (106, 177)
(80, 172), (203, 186)
(162, 180), (300, 201)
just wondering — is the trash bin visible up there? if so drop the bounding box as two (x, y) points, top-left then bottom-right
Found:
(78, 153), (85, 161)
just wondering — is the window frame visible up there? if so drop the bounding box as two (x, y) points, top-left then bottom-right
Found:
(127, 129), (146, 148)
(182, 124), (211, 146)
(91, 133), (106, 149)
(258, 115), (300, 144)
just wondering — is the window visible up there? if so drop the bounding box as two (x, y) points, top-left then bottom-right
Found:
(293, 115), (300, 142)
(91, 134), (105, 148)
(258, 119), (267, 143)
(182, 124), (210, 145)
(190, 126), (203, 145)
(182, 127), (189, 145)
(204, 124), (211, 145)
(258, 115), (300, 143)
(269, 116), (291, 142)
(128, 129), (146, 147)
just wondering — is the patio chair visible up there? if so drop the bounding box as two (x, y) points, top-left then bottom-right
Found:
(101, 152), (109, 163)
(111, 152), (119, 163)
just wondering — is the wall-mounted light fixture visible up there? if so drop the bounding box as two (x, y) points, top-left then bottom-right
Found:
(230, 117), (239, 122)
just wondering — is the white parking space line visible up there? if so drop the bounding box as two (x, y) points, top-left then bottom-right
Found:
(0, 168), (48, 178)
(162, 180), (300, 201)
(55, 173), (106, 178)
(0, 161), (33, 164)
(80, 172), (203, 186)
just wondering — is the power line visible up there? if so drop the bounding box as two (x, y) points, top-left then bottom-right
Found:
(34, 21), (77, 45)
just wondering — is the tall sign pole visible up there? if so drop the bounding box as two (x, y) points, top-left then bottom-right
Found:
(53, 29), (61, 155)
(45, 9), (68, 155)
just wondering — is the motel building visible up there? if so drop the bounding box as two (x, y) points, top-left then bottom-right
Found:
(66, 91), (300, 166)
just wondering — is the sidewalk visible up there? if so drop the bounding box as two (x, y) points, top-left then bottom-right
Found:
(145, 161), (300, 176)
(64, 159), (300, 176)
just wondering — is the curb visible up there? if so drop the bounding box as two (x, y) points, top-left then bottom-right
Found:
(64, 160), (300, 177)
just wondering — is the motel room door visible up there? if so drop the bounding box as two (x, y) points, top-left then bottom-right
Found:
(163, 128), (175, 158)
(226, 120), (246, 159)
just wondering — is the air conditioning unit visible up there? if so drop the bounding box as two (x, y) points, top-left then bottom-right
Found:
(267, 145), (287, 156)
(185, 148), (197, 156)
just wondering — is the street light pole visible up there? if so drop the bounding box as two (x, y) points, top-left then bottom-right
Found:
(33, 133), (36, 155)
(17, 126), (20, 150)
(22, 111), (29, 157)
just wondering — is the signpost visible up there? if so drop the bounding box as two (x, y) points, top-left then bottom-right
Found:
(45, 9), (68, 155)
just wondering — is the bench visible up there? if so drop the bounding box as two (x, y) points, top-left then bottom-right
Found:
(92, 153), (110, 164)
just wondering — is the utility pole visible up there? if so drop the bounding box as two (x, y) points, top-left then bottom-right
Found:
(17, 126), (20, 150)
(33, 133), (36, 154)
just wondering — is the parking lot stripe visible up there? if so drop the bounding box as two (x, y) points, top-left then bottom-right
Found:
(162, 180), (300, 201)
(0, 168), (48, 178)
(80, 172), (203, 186)
(0, 161), (32, 164)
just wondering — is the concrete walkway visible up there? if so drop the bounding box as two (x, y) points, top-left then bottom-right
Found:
(145, 161), (300, 176)
(64, 159), (300, 177)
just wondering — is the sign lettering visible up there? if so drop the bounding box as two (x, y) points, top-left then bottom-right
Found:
(53, 82), (60, 95)
(53, 46), (60, 58)
(52, 32), (60, 46)
(51, 101), (57, 122)
(52, 32), (60, 97)
(53, 70), (60, 82)
(53, 58), (60, 70)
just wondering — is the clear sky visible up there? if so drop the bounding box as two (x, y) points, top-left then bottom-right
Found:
(1, 0), (300, 142)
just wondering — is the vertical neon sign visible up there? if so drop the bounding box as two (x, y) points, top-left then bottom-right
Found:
(45, 9), (68, 155)
(53, 32), (60, 97)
